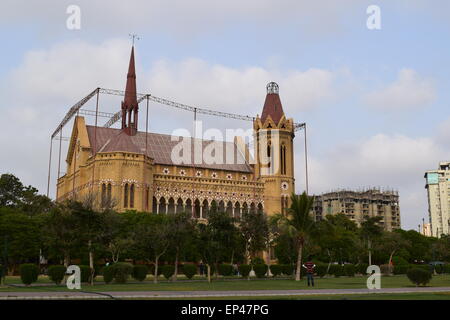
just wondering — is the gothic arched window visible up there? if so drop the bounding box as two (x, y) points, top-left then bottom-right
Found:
(124, 183), (129, 208)
(130, 184), (135, 208)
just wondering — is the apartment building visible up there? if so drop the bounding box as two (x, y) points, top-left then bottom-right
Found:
(312, 188), (401, 231)
(424, 162), (450, 237)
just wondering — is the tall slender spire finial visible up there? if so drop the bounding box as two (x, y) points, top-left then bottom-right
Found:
(129, 33), (140, 46)
(121, 44), (139, 135)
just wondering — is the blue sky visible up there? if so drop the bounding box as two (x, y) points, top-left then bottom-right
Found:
(0, 0), (449, 230)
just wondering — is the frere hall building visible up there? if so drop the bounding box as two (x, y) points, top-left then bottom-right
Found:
(56, 46), (296, 218)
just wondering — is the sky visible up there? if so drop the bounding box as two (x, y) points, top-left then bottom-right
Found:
(0, 0), (449, 230)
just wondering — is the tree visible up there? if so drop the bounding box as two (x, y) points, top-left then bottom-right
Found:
(240, 210), (269, 265)
(360, 216), (383, 265)
(274, 192), (315, 281)
(0, 207), (42, 274)
(168, 212), (196, 281)
(43, 202), (79, 267)
(376, 231), (411, 273)
(0, 174), (24, 207)
(133, 214), (171, 283)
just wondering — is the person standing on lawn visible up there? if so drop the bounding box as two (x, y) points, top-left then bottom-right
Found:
(302, 257), (316, 287)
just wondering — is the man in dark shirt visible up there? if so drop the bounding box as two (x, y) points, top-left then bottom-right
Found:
(302, 256), (316, 287)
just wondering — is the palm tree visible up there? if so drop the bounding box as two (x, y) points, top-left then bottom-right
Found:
(274, 192), (315, 281)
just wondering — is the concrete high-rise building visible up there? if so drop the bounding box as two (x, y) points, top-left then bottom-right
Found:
(424, 162), (450, 237)
(312, 188), (401, 231)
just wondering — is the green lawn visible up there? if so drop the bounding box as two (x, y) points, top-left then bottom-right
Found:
(1, 274), (450, 293)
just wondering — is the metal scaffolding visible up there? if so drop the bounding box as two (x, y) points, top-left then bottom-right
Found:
(47, 87), (309, 197)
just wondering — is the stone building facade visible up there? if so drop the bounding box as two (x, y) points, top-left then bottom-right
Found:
(56, 46), (296, 218)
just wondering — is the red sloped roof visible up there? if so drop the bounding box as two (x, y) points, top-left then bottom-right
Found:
(260, 93), (284, 125)
(86, 126), (253, 173)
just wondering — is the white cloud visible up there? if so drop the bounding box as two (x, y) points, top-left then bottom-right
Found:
(365, 69), (436, 111)
(0, 39), (341, 198)
(300, 133), (450, 229)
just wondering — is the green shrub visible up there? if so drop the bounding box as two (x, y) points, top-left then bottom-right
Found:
(380, 264), (391, 275)
(443, 264), (450, 274)
(253, 264), (268, 278)
(344, 264), (356, 277)
(356, 263), (369, 275)
(47, 265), (66, 285)
(238, 264), (251, 278)
(132, 265), (148, 282)
(281, 264), (294, 276)
(148, 264), (163, 276)
(412, 264), (433, 273)
(112, 262), (133, 284)
(161, 265), (175, 280)
(434, 264), (444, 274)
(218, 264), (233, 276)
(393, 264), (410, 275)
(19, 264), (39, 285)
(251, 257), (265, 265)
(269, 264), (282, 277)
(315, 263), (327, 278)
(407, 268), (432, 287)
(79, 265), (94, 283)
(182, 264), (197, 279)
(329, 264), (344, 277)
(0, 264), (2, 279)
(392, 256), (409, 266)
(102, 266), (114, 284)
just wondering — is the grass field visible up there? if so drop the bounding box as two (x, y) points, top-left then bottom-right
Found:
(1, 274), (450, 293)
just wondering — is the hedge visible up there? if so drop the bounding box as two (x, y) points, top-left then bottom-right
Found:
(238, 264), (251, 278)
(48, 265), (67, 285)
(281, 264), (294, 276)
(344, 264), (356, 277)
(269, 264), (282, 277)
(315, 263), (327, 278)
(356, 263), (369, 275)
(253, 264), (268, 278)
(148, 264), (163, 276)
(329, 264), (344, 277)
(218, 264), (233, 276)
(443, 264), (450, 274)
(407, 268), (432, 287)
(102, 265), (115, 284)
(79, 265), (94, 283)
(132, 264), (148, 282)
(113, 262), (133, 283)
(161, 265), (175, 280)
(182, 264), (197, 279)
(393, 264), (410, 275)
(19, 264), (39, 285)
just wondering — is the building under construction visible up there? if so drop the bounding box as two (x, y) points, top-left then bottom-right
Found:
(312, 188), (401, 231)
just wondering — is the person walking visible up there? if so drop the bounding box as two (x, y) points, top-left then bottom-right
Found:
(302, 257), (316, 287)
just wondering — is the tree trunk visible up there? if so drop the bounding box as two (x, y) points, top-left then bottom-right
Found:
(207, 264), (211, 283)
(230, 249), (234, 265)
(326, 249), (332, 276)
(368, 239), (372, 266)
(295, 241), (303, 281)
(64, 252), (70, 268)
(154, 257), (159, 284)
(173, 247), (179, 282)
(88, 240), (94, 286)
(388, 250), (395, 274)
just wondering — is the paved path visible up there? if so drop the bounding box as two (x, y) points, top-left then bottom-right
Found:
(1, 287), (450, 299)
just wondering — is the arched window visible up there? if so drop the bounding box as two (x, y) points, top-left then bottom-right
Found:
(280, 145), (287, 175)
(124, 183), (129, 208)
(130, 184), (135, 208)
(101, 184), (107, 208)
(107, 183), (112, 204)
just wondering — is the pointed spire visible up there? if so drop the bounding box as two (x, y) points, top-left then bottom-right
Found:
(260, 82), (284, 125)
(121, 46), (139, 135)
(124, 46), (137, 107)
